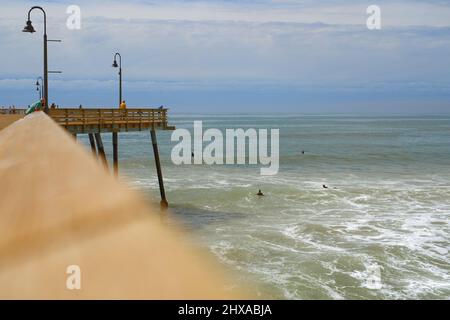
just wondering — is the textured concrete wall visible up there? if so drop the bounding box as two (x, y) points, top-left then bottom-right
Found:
(0, 112), (239, 299)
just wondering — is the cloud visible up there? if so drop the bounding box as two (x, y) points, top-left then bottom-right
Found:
(0, 0), (449, 111)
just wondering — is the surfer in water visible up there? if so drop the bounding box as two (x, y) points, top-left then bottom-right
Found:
(257, 190), (264, 196)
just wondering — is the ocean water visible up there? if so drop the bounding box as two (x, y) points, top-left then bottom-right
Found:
(79, 114), (450, 299)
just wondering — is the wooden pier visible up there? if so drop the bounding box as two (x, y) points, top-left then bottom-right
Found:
(48, 108), (175, 134)
(48, 108), (175, 209)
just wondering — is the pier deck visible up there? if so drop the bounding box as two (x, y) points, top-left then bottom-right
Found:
(48, 108), (175, 134)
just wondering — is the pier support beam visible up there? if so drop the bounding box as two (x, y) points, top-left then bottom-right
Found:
(150, 128), (168, 210)
(112, 132), (118, 177)
(94, 133), (108, 169)
(88, 133), (97, 156)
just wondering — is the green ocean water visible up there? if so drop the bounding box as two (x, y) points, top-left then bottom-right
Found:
(79, 114), (450, 299)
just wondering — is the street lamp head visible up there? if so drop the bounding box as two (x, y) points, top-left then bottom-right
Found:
(112, 60), (119, 68)
(22, 20), (36, 33)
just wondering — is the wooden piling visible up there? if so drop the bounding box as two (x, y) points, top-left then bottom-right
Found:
(112, 132), (118, 176)
(88, 133), (97, 156)
(94, 133), (108, 169)
(150, 128), (168, 209)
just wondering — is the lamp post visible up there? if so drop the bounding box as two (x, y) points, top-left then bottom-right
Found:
(36, 77), (43, 100)
(112, 53), (122, 107)
(111, 53), (123, 177)
(23, 6), (48, 112)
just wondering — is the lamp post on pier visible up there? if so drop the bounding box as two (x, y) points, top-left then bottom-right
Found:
(36, 77), (43, 100)
(23, 6), (48, 112)
(112, 52), (122, 107)
(111, 52), (123, 176)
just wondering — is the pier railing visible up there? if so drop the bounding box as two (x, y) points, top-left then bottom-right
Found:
(0, 112), (236, 299)
(48, 108), (175, 134)
(0, 109), (26, 115)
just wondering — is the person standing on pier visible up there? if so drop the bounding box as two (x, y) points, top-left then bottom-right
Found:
(120, 100), (127, 110)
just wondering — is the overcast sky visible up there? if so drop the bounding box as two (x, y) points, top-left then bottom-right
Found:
(1, 0), (450, 113)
